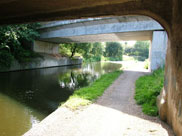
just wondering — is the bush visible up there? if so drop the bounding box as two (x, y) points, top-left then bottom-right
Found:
(83, 56), (102, 63)
(133, 56), (146, 61)
(144, 59), (149, 69)
(13, 47), (41, 63)
(135, 68), (164, 116)
(0, 50), (14, 68)
(104, 57), (122, 61)
(104, 42), (123, 61)
(124, 41), (149, 61)
(0, 23), (40, 67)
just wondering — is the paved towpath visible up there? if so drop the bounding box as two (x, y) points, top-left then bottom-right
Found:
(24, 64), (174, 136)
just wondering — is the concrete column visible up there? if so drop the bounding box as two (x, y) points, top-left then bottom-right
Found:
(33, 40), (59, 54)
(150, 31), (168, 71)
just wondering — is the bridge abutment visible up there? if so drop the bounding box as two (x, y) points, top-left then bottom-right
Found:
(150, 31), (168, 71)
(33, 40), (59, 54)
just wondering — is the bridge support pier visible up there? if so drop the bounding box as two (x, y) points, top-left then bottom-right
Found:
(150, 31), (168, 71)
(33, 40), (59, 54)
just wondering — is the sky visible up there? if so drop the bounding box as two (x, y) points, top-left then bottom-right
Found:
(119, 41), (136, 47)
(102, 40), (136, 47)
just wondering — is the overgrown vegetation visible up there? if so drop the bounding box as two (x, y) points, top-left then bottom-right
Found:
(59, 42), (123, 62)
(62, 70), (123, 110)
(144, 59), (149, 69)
(60, 41), (150, 62)
(104, 42), (123, 61)
(124, 41), (150, 61)
(135, 68), (164, 116)
(0, 23), (40, 68)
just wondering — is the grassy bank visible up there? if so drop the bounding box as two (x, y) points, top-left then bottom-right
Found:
(135, 68), (164, 116)
(62, 70), (123, 110)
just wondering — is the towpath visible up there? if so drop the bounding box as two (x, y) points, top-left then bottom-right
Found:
(24, 61), (174, 136)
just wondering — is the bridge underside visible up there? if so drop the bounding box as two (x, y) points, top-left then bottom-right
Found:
(1, 0), (182, 135)
(39, 31), (153, 43)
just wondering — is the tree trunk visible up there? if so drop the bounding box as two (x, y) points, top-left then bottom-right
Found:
(71, 46), (77, 58)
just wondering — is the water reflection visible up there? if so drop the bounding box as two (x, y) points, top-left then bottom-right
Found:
(0, 62), (122, 114)
(0, 62), (122, 136)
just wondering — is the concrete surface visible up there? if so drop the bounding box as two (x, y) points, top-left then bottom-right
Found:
(33, 41), (59, 54)
(150, 31), (168, 71)
(38, 16), (163, 43)
(0, 54), (82, 72)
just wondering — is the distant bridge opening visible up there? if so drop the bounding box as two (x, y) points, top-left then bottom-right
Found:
(34, 15), (168, 71)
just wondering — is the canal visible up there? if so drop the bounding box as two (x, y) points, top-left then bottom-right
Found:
(0, 62), (122, 136)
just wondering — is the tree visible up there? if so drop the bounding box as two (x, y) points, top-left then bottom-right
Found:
(134, 41), (149, 57)
(0, 23), (40, 67)
(60, 43), (93, 58)
(104, 42), (123, 61)
(123, 41), (150, 61)
(61, 43), (78, 58)
(90, 42), (104, 61)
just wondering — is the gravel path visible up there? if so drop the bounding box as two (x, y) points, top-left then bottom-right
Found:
(24, 69), (175, 136)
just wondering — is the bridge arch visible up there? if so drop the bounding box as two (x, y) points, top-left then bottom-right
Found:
(0, 0), (181, 135)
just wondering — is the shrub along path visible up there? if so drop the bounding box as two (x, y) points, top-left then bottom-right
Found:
(24, 70), (174, 136)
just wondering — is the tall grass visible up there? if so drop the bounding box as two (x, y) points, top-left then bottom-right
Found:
(135, 68), (164, 116)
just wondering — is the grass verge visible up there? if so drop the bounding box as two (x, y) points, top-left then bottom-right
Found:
(62, 70), (123, 110)
(135, 68), (164, 116)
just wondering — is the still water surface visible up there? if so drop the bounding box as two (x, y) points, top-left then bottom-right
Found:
(0, 62), (122, 136)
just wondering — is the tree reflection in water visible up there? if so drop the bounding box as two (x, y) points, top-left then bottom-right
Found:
(0, 62), (122, 114)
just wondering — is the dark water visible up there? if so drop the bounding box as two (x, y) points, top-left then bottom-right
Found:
(0, 62), (122, 136)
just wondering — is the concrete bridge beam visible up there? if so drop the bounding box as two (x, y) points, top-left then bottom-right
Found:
(38, 16), (163, 43)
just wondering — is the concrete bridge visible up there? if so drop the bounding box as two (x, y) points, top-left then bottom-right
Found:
(1, 0), (182, 135)
(35, 16), (168, 71)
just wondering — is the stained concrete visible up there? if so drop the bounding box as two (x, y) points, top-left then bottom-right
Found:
(38, 16), (163, 43)
(0, 0), (172, 29)
(0, 54), (82, 72)
(33, 41), (59, 54)
(150, 31), (168, 71)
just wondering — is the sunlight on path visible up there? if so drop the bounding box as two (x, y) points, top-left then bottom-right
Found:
(106, 60), (149, 72)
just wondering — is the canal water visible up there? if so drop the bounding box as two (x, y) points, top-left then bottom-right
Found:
(0, 62), (122, 136)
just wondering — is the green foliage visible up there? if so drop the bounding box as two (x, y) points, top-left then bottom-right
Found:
(60, 42), (124, 62)
(59, 71), (97, 90)
(103, 57), (122, 61)
(135, 68), (164, 116)
(142, 103), (158, 116)
(144, 59), (149, 69)
(60, 43), (92, 58)
(13, 48), (41, 63)
(0, 50), (14, 68)
(104, 42), (123, 61)
(60, 42), (104, 62)
(89, 42), (104, 61)
(62, 70), (123, 110)
(124, 41), (150, 61)
(0, 23), (40, 67)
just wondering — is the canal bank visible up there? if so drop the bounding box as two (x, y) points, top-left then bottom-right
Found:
(0, 62), (122, 136)
(23, 70), (174, 136)
(0, 53), (82, 72)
